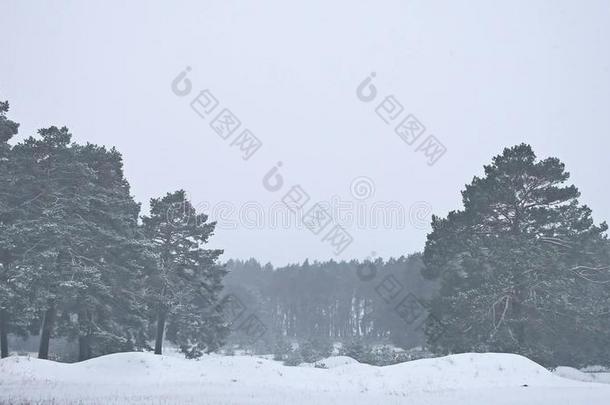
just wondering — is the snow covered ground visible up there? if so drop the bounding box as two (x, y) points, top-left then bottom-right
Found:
(1, 352), (610, 404)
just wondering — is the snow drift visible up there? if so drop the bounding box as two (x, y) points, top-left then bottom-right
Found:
(1, 352), (609, 404)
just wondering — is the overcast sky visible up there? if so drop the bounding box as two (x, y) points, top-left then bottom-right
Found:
(2, 0), (609, 266)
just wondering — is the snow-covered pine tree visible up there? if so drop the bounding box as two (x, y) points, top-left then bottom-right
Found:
(0, 100), (24, 358)
(7, 127), (148, 360)
(5, 126), (92, 359)
(61, 143), (150, 360)
(423, 144), (609, 366)
(142, 190), (227, 358)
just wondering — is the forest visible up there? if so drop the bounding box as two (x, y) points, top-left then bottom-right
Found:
(1, 100), (609, 368)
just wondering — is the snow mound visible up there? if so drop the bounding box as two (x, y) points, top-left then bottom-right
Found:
(2, 352), (610, 404)
(298, 356), (360, 368)
(315, 356), (360, 368)
(554, 366), (610, 384)
(373, 352), (560, 389)
(554, 366), (597, 382)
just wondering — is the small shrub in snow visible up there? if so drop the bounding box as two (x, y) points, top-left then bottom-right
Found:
(273, 339), (292, 361)
(283, 350), (303, 366)
(367, 345), (396, 366)
(341, 340), (372, 363)
(299, 340), (318, 363)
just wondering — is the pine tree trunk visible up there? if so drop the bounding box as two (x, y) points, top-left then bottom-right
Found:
(78, 335), (92, 361)
(154, 308), (167, 355)
(78, 308), (92, 361)
(1, 260), (10, 358)
(0, 309), (8, 358)
(511, 214), (526, 347)
(513, 287), (527, 346)
(38, 301), (56, 359)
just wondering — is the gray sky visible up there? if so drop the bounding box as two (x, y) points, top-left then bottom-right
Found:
(2, 0), (609, 266)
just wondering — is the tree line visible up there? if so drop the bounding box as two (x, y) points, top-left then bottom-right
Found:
(0, 101), (228, 361)
(222, 254), (437, 352)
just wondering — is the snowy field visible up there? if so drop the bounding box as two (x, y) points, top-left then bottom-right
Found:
(1, 352), (610, 404)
